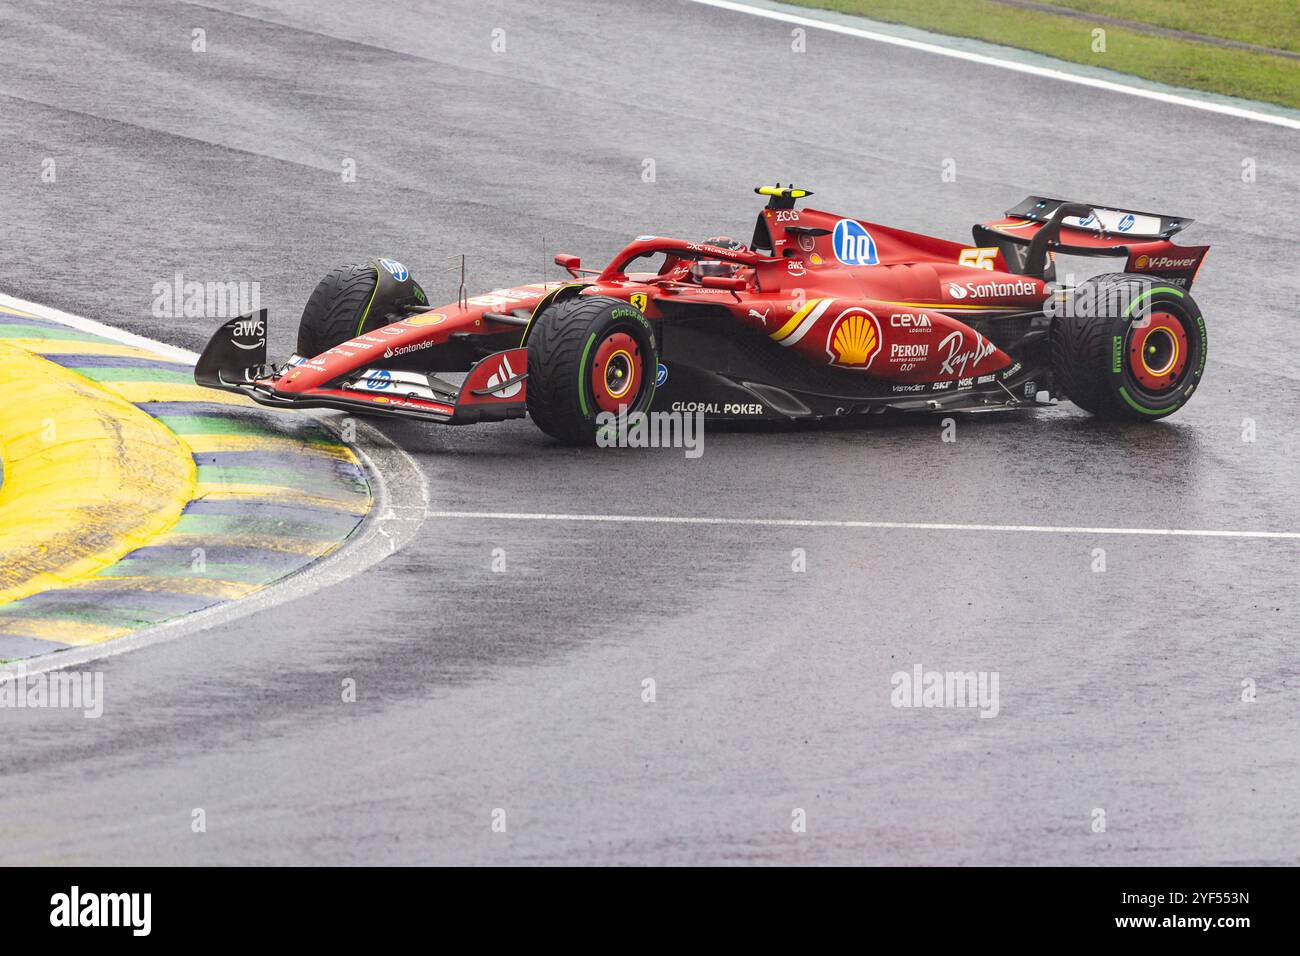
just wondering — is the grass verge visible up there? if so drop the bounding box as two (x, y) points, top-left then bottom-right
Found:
(784, 0), (1300, 109)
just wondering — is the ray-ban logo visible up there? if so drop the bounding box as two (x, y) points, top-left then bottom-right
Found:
(50, 886), (151, 936)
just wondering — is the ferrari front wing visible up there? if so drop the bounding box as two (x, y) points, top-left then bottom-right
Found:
(194, 311), (528, 424)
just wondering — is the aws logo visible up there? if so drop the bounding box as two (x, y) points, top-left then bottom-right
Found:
(826, 307), (882, 369)
(230, 315), (265, 350)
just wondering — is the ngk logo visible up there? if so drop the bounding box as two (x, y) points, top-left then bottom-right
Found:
(1134, 254), (1198, 270)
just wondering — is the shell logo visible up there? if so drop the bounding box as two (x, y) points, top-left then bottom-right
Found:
(827, 308), (881, 369)
(1135, 255), (1150, 269)
(405, 312), (447, 327)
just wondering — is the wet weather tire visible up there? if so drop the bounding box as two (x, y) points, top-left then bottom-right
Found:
(296, 264), (381, 357)
(1050, 273), (1206, 421)
(526, 295), (658, 445)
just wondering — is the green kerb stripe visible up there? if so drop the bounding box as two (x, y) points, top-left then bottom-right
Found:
(70, 367), (194, 383)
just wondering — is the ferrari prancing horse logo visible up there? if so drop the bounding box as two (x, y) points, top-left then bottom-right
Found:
(630, 293), (648, 312)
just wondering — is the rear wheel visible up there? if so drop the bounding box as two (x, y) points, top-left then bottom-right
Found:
(526, 295), (658, 444)
(1051, 273), (1206, 421)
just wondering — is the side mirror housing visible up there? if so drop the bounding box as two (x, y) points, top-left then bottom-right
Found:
(554, 254), (582, 276)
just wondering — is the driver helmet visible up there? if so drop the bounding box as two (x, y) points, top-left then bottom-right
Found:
(690, 236), (748, 280)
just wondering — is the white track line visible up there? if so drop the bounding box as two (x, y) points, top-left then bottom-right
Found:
(0, 290), (430, 675)
(428, 510), (1300, 541)
(684, 0), (1300, 131)
(0, 292), (198, 363)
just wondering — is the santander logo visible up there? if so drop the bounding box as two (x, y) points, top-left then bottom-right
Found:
(485, 354), (522, 399)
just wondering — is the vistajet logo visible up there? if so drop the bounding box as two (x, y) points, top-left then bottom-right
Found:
(50, 886), (151, 936)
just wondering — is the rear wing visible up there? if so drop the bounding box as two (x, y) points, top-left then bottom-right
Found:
(974, 196), (1209, 289)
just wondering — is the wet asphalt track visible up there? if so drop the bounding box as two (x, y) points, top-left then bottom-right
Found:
(1, 0), (1298, 865)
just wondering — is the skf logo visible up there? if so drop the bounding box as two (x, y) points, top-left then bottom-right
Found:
(826, 308), (881, 369)
(630, 292), (648, 312)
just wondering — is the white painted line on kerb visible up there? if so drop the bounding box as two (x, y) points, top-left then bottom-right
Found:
(0, 292), (198, 363)
(428, 511), (1300, 541)
(684, 0), (1300, 131)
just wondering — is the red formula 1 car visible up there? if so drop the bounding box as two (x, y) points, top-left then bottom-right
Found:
(196, 186), (1209, 443)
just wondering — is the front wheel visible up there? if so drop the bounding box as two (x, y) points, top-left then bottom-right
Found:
(1051, 273), (1207, 421)
(525, 295), (658, 444)
(296, 259), (426, 357)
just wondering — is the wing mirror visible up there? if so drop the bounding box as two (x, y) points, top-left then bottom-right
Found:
(700, 275), (746, 291)
(554, 253), (582, 277)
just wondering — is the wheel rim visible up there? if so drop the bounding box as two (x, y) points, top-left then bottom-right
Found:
(590, 332), (644, 414)
(1127, 310), (1190, 394)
